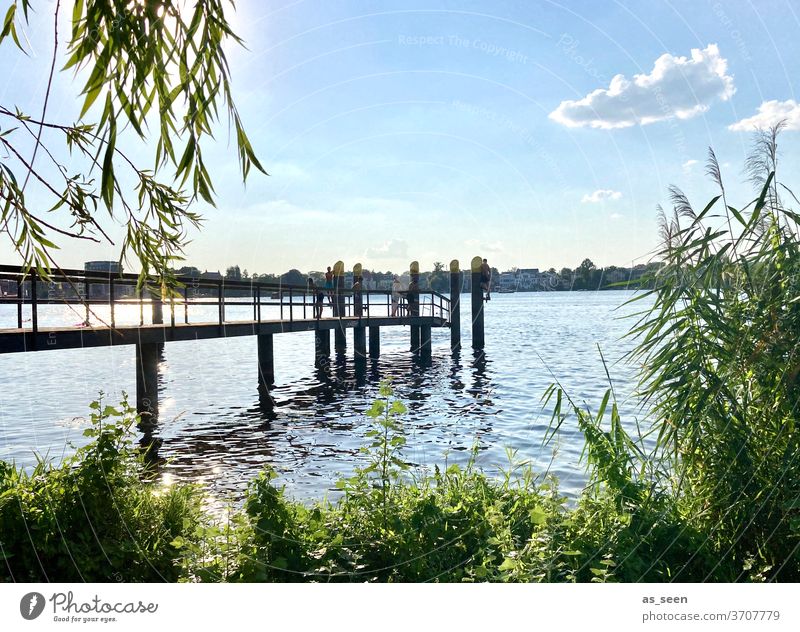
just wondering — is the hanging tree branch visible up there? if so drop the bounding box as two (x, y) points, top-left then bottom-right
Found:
(0, 0), (267, 288)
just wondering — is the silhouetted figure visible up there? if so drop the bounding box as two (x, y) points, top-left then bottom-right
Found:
(324, 266), (334, 307)
(308, 278), (324, 319)
(480, 258), (492, 301)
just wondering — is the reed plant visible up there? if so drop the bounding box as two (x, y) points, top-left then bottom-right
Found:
(624, 123), (800, 580)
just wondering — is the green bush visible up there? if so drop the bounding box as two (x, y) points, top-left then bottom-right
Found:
(0, 395), (203, 581)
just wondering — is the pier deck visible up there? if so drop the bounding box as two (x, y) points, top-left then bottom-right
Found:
(0, 315), (448, 354)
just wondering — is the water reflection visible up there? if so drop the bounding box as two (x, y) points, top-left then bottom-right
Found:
(143, 344), (490, 500)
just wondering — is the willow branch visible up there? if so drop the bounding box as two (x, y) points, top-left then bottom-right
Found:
(22, 0), (60, 192)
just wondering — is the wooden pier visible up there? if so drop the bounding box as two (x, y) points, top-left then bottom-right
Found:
(0, 260), (486, 417)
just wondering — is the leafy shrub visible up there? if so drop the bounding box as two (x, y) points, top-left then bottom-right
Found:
(0, 395), (203, 581)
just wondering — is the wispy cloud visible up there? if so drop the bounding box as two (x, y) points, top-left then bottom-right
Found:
(582, 189), (622, 203)
(682, 159), (699, 172)
(729, 99), (800, 131)
(550, 44), (735, 129)
(465, 239), (504, 254)
(365, 239), (409, 260)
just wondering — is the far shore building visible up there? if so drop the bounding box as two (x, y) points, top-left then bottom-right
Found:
(84, 260), (124, 299)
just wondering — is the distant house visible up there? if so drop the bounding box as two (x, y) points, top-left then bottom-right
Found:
(200, 270), (223, 281)
(498, 272), (517, 291)
(0, 278), (16, 297)
(84, 260), (123, 299)
(516, 268), (541, 290)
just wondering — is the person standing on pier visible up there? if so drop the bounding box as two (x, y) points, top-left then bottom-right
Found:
(481, 258), (492, 301)
(391, 275), (403, 316)
(309, 278), (324, 319)
(324, 266), (334, 307)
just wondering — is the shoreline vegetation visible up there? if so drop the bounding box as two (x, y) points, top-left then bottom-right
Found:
(4, 129), (800, 581)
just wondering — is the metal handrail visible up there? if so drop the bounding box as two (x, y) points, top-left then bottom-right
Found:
(0, 264), (452, 334)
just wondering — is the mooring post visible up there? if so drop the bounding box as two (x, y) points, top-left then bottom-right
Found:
(257, 333), (275, 395)
(315, 328), (331, 366)
(450, 259), (462, 353)
(353, 263), (366, 359)
(333, 260), (346, 353)
(471, 255), (485, 349)
(420, 324), (432, 358)
(353, 263), (363, 317)
(369, 325), (380, 358)
(151, 286), (164, 325)
(409, 260), (420, 352)
(354, 326), (367, 360)
(135, 342), (162, 419)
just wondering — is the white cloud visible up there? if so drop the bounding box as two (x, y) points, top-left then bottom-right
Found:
(550, 44), (735, 129)
(464, 239), (504, 253)
(682, 159), (699, 172)
(609, 213), (624, 220)
(729, 99), (800, 131)
(582, 189), (622, 203)
(365, 239), (409, 260)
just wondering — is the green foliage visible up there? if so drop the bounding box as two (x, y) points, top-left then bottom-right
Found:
(624, 125), (800, 580)
(0, 0), (264, 286)
(200, 382), (722, 583)
(0, 394), (203, 581)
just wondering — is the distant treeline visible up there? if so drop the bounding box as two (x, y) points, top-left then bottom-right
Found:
(174, 259), (662, 293)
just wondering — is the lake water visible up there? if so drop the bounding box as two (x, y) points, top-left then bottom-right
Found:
(0, 291), (653, 502)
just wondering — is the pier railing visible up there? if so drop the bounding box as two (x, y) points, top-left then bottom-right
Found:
(0, 265), (450, 333)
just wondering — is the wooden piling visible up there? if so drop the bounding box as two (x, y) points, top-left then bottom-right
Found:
(315, 328), (330, 366)
(409, 260), (420, 352)
(354, 326), (367, 360)
(151, 286), (164, 325)
(353, 263), (367, 359)
(369, 325), (380, 358)
(471, 255), (485, 349)
(420, 324), (432, 358)
(449, 259), (462, 352)
(353, 263), (363, 317)
(333, 260), (346, 352)
(257, 334), (275, 397)
(135, 342), (163, 418)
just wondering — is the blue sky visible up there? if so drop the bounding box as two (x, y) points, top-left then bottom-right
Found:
(2, 0), (800, 274)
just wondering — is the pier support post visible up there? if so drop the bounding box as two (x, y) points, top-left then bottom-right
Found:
(409, 261), (420, 352)
(333, 260), (346, 353)
(449, 259), (462, 353)
(257, 334), (275, 397)
(471, 255), (485, 350)
(369, 325), (380, 358)
(335, 326), (347, 353)
(315, 328), (330, 366)
(135, 342), (163, 420)
(354, 326), (367, 360)
(353, 263), (363, 317)
(151, 288), (163, 325)
(420, 324), (432, 358)
(333, 260), (346, 317)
